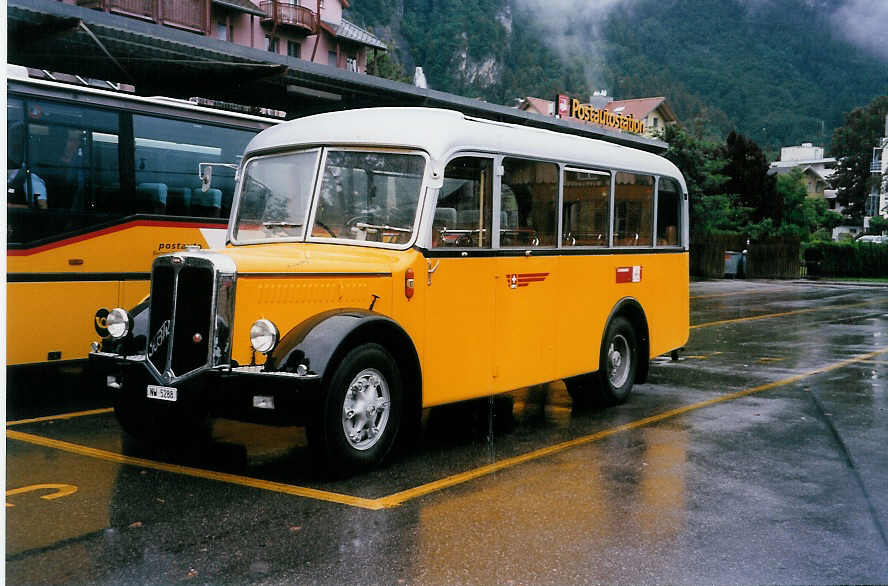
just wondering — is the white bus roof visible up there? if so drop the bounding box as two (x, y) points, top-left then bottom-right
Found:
(245, 108), (685, 186)
(7, 65), (282, 126)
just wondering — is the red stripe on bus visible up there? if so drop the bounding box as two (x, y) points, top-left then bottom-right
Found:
(7, 220), (225, 257)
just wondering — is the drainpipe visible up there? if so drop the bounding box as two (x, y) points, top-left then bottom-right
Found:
(310, 0), (320, 62)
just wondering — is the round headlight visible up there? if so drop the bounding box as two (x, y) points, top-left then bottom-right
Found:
(250, 319), (279, 354)
(106, 308), (130, 339)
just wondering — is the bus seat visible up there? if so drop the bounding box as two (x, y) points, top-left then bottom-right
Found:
(192, 188), (223, 218)
(167, 187), (192, 216)
(434, 207), (457, 227)
(432, 207), (457, 247)
(458, 208), (479, 228)
(136, 182), (167, 214)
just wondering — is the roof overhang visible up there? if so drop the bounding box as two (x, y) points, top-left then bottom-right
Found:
(7, 0), (667, 153)
(212, 0), (265, 17)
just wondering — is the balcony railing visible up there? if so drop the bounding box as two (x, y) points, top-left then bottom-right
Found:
(260, 2), (316, 33)
(873, 159), (883, 174)
(77, 0), (208, 34)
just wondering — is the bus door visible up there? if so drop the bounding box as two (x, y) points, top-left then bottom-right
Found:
(493, 157), (559, 391)
(423, 156), (496, 405)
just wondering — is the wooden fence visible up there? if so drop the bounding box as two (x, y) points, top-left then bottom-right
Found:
(690, 233), (801, 279)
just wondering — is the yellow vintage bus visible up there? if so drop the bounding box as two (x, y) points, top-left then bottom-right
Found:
(6, 69), (278, 377)
(90, 107), (689, 474)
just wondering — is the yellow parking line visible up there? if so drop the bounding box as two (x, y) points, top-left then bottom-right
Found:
(691, 286), (797, 300)
(7, 408), (114, 427)
(5, 429), (385, 510)
(691, 298), (888, 330)
(8, 347), (887, 510)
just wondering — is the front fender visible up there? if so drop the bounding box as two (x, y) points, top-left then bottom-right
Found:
(266, 309), (417, 384)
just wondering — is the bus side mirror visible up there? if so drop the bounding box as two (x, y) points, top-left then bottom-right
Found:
(200, 164), (212, 193)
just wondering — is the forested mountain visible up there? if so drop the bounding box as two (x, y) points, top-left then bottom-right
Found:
(347, 0), (888, 152)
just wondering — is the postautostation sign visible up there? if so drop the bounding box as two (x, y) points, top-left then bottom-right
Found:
(557, 94), (645, 135)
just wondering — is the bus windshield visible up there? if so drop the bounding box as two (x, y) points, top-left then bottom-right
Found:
(233, 149), (426, 246)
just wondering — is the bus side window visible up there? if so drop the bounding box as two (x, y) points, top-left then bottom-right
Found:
(133, 115), (254, 219)
(434, 157), (493, 248)
(657, 177), (682, 246)
(614, 172), (654, 246)
(501, 158), (558, 247)
(562, 169), (610, 246)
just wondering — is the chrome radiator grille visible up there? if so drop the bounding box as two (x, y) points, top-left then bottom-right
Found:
(146, 253), (235, 383)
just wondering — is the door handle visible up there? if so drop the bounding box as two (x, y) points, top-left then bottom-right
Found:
(427, 259), (440, 285)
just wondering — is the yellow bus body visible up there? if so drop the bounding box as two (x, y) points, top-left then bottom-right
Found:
(222, 243), (688, 408)
(7, 219), (226, 366)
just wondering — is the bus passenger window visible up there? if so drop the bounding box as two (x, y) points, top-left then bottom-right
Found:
(434, 157), (493, 248)
(562, 169), (610, 246)
(657, 177), (682, 246)
(614, 172), (654, 246)
(500, 158), (558, 247)
(133, 115), (254, 218)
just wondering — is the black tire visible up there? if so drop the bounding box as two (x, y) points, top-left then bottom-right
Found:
(310, 343), (403, 476)
(596, 316), (638, 405)
(564, 373), (602, 410)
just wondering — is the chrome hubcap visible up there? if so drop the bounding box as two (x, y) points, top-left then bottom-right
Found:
(607, 334), (631, 388)
(342, 368), (390, 450)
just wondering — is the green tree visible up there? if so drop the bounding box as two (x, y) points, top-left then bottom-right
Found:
(831, 95), (888, 220)
(660, 124), (748, 237)
(366, 45), (411, 84)
(720, 131), (778, 224)
(869, 215), (888, 235)
(775, 169), (825, 240)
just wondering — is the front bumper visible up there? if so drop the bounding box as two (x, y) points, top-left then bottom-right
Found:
(89, 352), (323, 425)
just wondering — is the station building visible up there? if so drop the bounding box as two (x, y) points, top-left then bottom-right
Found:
(517, 92), (679, 140)
(8, 0), (666, 154)
(61, 0), (387, 73)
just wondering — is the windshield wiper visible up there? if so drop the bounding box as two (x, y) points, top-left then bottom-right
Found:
(263, 221), (303, 228)
(353, 222), (411, 233)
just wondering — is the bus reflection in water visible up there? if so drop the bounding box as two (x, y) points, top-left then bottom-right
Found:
(90, 107), (690, 476)
(6, 69), (278, 373)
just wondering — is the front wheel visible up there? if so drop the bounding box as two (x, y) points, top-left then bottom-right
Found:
(311, 343), (403, 476)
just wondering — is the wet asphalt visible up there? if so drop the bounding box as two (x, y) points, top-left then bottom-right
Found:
(6, 279), (888, 585)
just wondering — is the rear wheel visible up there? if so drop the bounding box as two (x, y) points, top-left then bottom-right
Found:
(597, 316), (637, 405)
(311, 343), (403, 476)
(565, 315), (638, 408)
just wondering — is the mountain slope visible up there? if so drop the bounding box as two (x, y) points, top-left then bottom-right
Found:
(346, 0), (888, 150)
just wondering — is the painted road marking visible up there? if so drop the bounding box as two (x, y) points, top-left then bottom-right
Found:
(7, 347), (887, 510)
(691, 286), (799, 300)
(5, 429), (383, 510)
(6, 483), (79, 507)
(691, 298), (888, 330)
(7, 408), (114, 427)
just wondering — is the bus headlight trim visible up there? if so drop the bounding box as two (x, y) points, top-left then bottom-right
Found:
(250, 319), (279, 354)
(106, 308), (130, 339)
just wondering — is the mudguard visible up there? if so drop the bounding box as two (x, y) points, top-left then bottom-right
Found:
(267, 309), (421, 388)
(607, 298), (650, 385)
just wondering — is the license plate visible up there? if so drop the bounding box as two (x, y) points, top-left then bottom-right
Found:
(147, 385), (177, 402)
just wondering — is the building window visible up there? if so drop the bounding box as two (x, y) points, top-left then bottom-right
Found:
(288, 41), (301, 58)
(328, 51), (338, 67)
(216, 21), (228, 41)
(652, 117), (659, 128)
(266, 36), (279, 53)
(346, 56), (357, 72)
